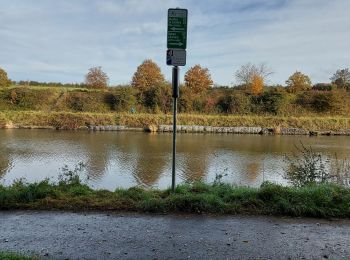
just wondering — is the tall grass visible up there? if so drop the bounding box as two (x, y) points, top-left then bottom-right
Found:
(1, 111), (350, 130)
(285, 143), (350, 187)
(1, 177), (349, 218)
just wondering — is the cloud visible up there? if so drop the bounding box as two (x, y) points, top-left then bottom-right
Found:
(0, 0), (349, 85)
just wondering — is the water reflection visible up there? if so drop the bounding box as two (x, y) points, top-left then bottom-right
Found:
(0, 129), (350, 189)
(0, 131), (13, 179)
(128, 133), (170, 187)
(177, 134), (211, 182)
(0, 154), (12, 179)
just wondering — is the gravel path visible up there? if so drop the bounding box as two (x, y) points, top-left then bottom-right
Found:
(1, 211), (350, 259)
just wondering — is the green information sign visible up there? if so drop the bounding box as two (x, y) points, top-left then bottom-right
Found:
(167, 8), (188, 49)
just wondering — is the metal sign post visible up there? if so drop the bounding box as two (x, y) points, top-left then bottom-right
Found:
(172, 66), (179, 192)
(167, 8), (188, 192)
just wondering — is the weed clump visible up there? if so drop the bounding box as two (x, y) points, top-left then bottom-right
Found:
(285, 143), (350, 187)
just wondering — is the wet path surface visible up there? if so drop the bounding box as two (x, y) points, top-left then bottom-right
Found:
(0, 211), (350, 259)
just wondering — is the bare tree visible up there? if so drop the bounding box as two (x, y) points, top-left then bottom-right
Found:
(235, 63), (273, 86)
(330, 68), (350, 89)
(85, 66), (109, 89)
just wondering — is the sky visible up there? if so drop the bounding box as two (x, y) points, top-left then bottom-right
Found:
(0, 0), (349, 86)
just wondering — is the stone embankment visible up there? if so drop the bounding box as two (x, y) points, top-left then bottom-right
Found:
(89, 124), (350, 136)
(2, 123), (350, 135)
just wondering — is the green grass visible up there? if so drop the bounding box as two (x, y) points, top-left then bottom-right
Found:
(1, 178), (350, 218)
(0, 252), (36, 260)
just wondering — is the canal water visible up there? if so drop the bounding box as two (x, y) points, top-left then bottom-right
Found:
(0, 129), (349, 190)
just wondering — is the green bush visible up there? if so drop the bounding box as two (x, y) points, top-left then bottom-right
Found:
(312, 83), (336, 91)
(285, 143), (329, 187)
(108, 87), (137, 112)
(139, 84), (172, 113)
(216, 91), (251, 114)
(259, 89), (287, 114)
(296, 91), (344, 113)
(2, 87), (57, 110)
(311, 92), (343, 113)
(65, 92), (110, 112)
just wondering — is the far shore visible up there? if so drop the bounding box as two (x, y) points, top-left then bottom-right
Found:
(2, 123), (350, 136)
(1, 111), (350, 135)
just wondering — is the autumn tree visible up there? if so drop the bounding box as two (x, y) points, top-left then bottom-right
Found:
(249, 74), (264, 95)
(85, 66), (109, 89)
(286, 71), (312, 92)
(184, 65), (213, 94)
(0, 67), (11, 88)
(235, 63), (272, 87)
(131, 59), (165, 91)
(330, 68), (350, 90)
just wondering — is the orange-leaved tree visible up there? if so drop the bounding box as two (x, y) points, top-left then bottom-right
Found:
(286, 71), (312, 92)
(184, 65), (213, 95)
(249, 74), (264, 95)
(131, 59), (165, 91)
(85, 66), (109, 89)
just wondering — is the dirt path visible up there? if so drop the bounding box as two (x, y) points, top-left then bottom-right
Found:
(0, 211), (349, 259)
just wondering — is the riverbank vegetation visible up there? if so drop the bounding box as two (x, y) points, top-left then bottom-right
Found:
(1, 82), (349, 116)
(1, 111), (350, 131)
(1, 63), (350, 131)
(1, 177), (349, 218)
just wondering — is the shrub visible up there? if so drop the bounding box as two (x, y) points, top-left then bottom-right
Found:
(259, 89), (287, 114)
(312, 92), (339, 112)
(108, 87), (137, 112)
(216, 91), (251, 114)
(0, 67), (11, 88)
(142, 83), (172, 113)
(297, 91), (344, 113)
(178, 86), (193, 112)
(65, 92), (110, 112)
(313, 83), (336, 91)
(4, 87), (57, 110)
(285, 143), (329, 187)
(286, 71), (312, 92)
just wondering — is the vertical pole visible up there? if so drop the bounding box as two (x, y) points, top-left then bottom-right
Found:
(172, 66), (179, 192)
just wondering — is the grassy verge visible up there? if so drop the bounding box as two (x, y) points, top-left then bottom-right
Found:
(0, 252), (36, 260)
(1, 111), (350, 131)
(1, 179), (349, 218)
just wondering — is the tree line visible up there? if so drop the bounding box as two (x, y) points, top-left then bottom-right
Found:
(0, 62), (350, 115)
(1, 61), (349, 91)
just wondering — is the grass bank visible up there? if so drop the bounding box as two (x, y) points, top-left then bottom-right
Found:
(0, 252), (36, 260)
(1, 178), (350, 218)
(1, 111), (350, 131)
